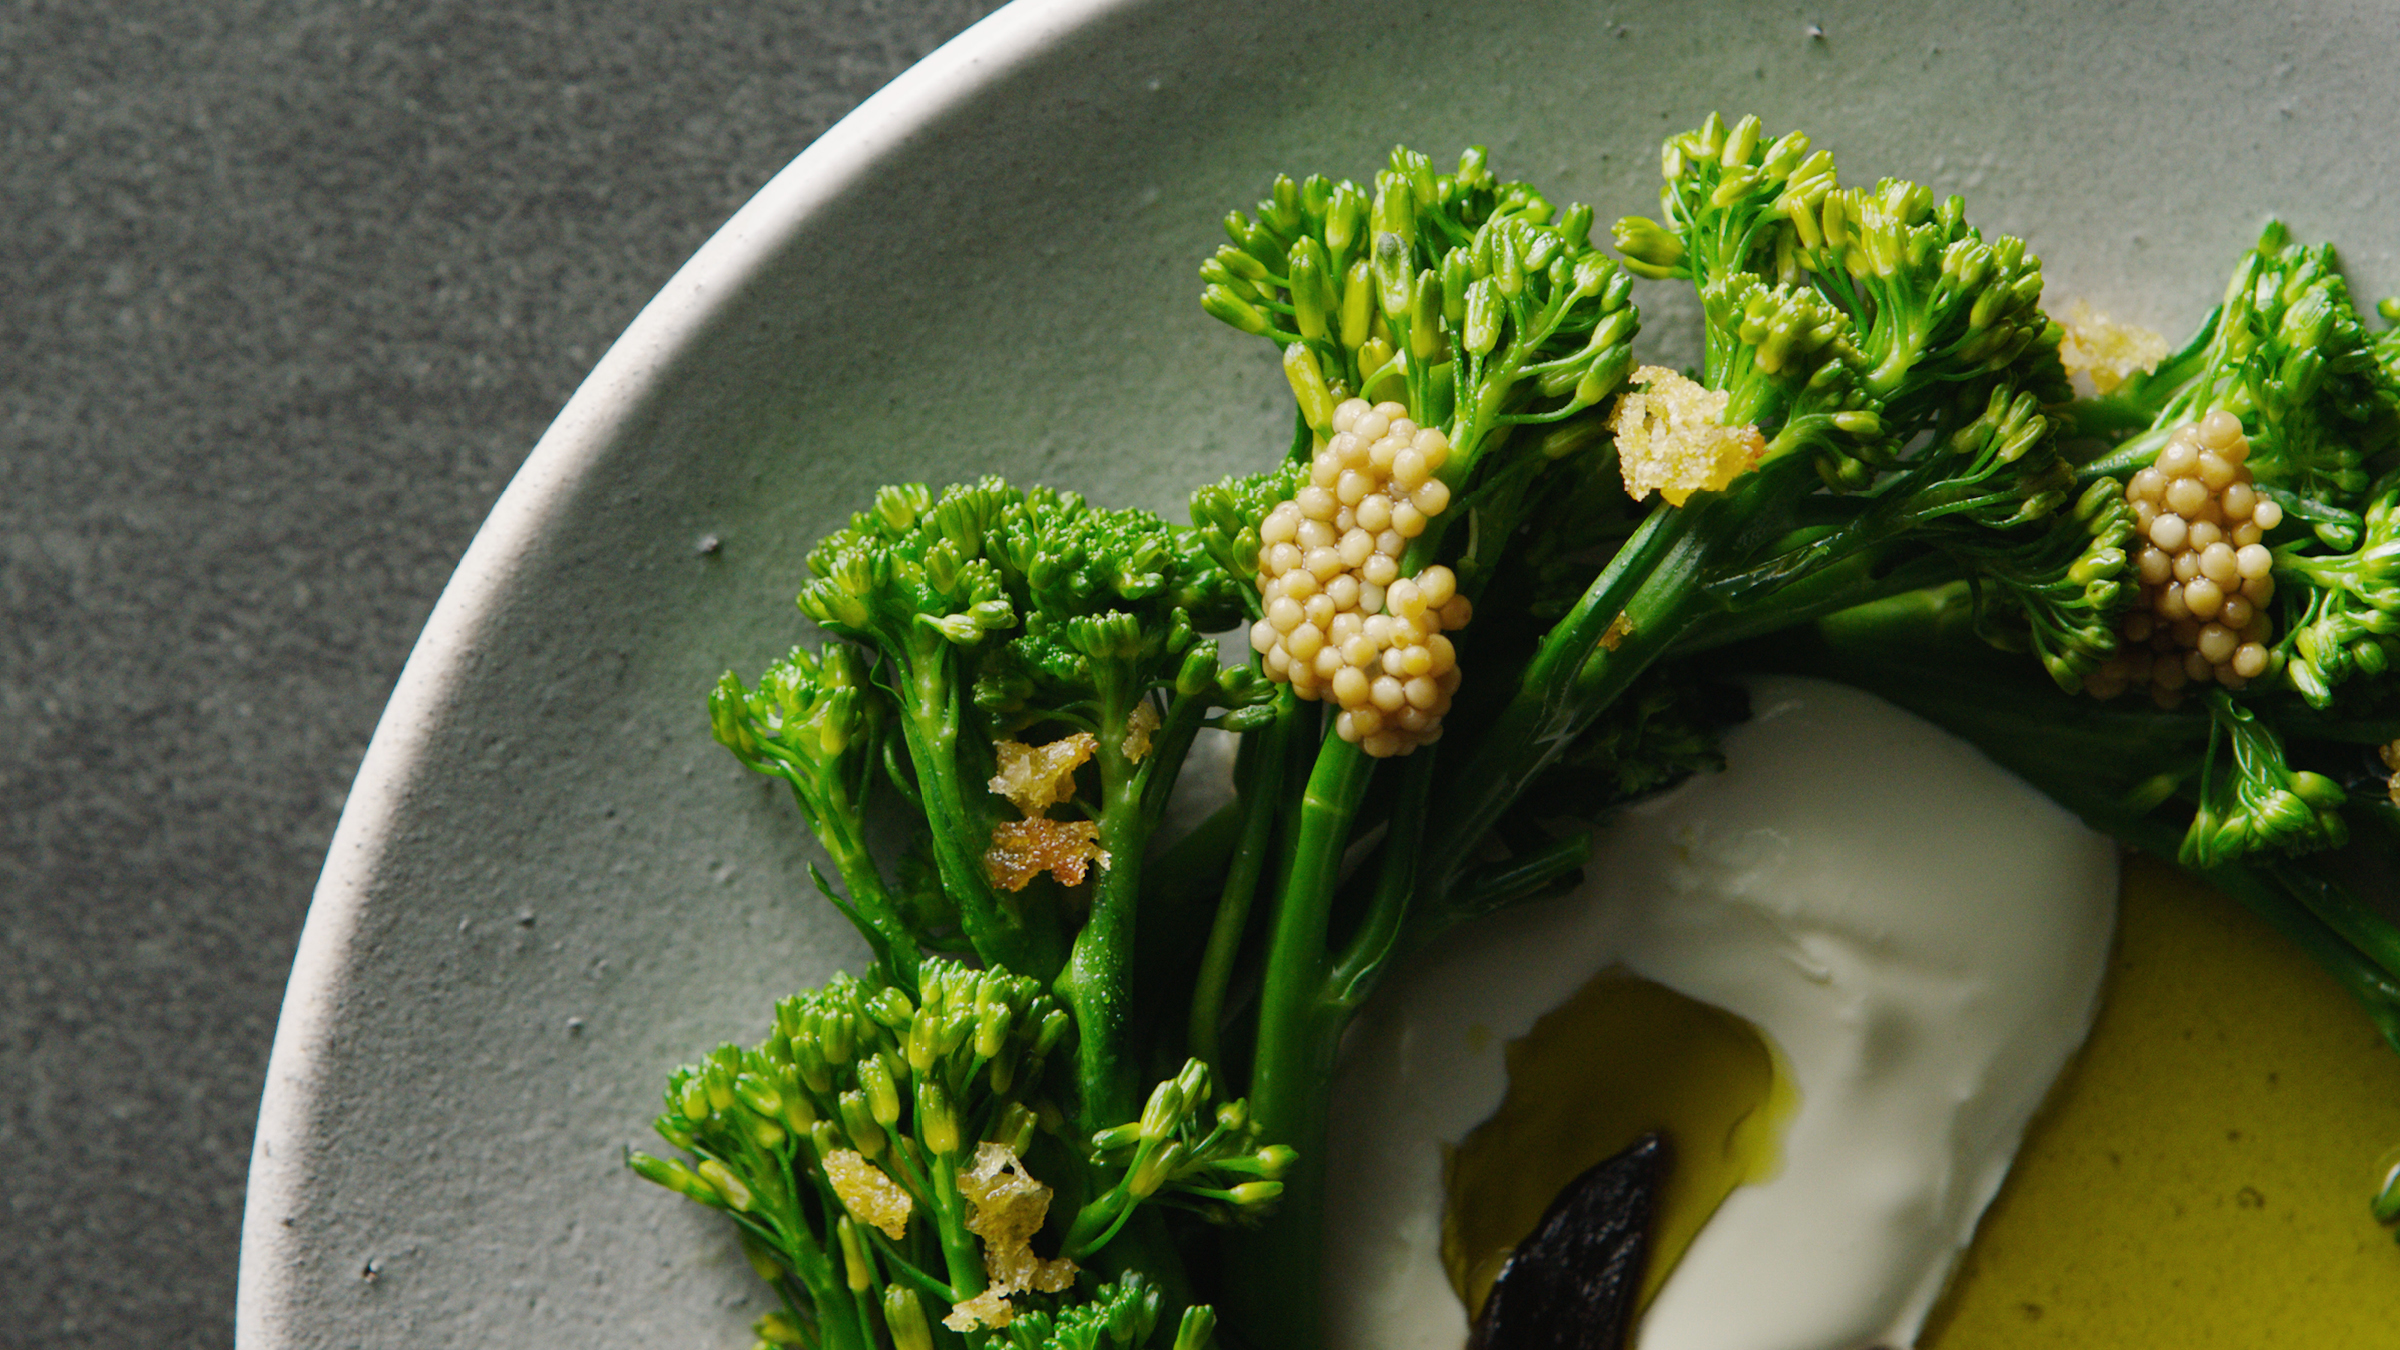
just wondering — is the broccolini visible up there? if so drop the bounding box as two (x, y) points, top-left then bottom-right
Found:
(638, 118), (2400, 1350)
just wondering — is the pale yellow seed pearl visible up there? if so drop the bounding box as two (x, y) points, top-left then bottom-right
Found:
(1400, 645), (1433, 677)
(1324, 574), (1360, 612)
(1329, 612), (1364, 644)
(1250, 620), (1277, 654)
(1267, 596), (1302, 632)
(2138, 547), (2173, 585)
(2199, 409), (2243, 450)
(1302, 593), (1335, 629)
(1391, 448), (1428, 493)
(1357, 581), (1387, 614)
(1312, 646), (1343, 680)
(2184, 650), (2215, 684)
(2236, 543), (2273, 579)
(1282, 568), (1319, 601)
(2199, 542), (2239, 587)
(1371, 675), (1408, 712)
(1342, 635), (1377, 669)
(1297, 486), (1337, 520)
(1376, 528), (1406, 557)
(1357, 495), (1393, 533)
(1339, 529), (1375, 569)
(1438, 595), (1473, 630)
(1286, 623), (1325, 662)
(1392, 503), (1428, 538)
(2158, 583), (2190, 620)
(2187, 520), (2222, 551)
(1331, 666), (1370, 707)
(2233, 521), (2263, 548)
(1349, 705), (1384, 736)
(1362, 553), (1399, 586)
(1297, 519), (1335, 550)
(1353, 410), (1390, 443)
(2158, 440), (2200, 476)
(2149, 514), (2189, 551)
(2196, 452), (2237, 491)
(2165, 476), (2209, 516)
(2184, 576), (2224, 619)
(2232, 643), (2270, 678)
(1413, 479), (1452, 517)
(1426, 634), (1457, 673)
(2129, 467), (2167, 504)
(2197, 623), (2238, 664)
(1416, 428), (1450, 472)
(2220, 595), (2254, 630)
(1417, 566), (1457, 609)
(2242, 573), (2275, 605)
(2253, 499), (2284, 531)
(1332, 398), (1369, 433)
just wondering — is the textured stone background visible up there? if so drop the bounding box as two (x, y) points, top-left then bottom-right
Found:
(0, 2), (999, 1343)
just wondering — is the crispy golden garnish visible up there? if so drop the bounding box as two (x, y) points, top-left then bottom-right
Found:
(1609, 365), (1765, 508)
(821, 1149), (912, 1241)
(983, 818), (1107, 892)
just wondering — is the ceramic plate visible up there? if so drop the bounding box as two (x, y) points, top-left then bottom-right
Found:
(238, 0), (2399, 1343)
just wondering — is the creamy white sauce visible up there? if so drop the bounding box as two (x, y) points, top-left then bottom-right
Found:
(1322, 677), (2119, 1350)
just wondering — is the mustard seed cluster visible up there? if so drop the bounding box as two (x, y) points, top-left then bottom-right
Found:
(2084, 410), (2284, 705)
(1249, 398), (1472, 757)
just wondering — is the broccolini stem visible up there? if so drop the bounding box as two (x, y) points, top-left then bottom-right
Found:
(806, 788), (921, 992)
(893, 679), (1064, 981)
(1190, 691), (1298, 1068)
(1422, 498), (1699, 898)
(1234, 731), (1374, 1350)
(1061, 743), (1153, 1133)
(1326, 746), (1437, 1010)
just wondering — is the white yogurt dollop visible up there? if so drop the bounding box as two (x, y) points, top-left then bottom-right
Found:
(1322, 677), (2119, 1350)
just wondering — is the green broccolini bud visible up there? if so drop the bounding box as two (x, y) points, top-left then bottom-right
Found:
(998, 1273), (1170, 1350)
(2181, 691), (2348, 867)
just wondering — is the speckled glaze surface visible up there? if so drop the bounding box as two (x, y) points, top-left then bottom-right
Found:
(238, 0), (2397, 1343)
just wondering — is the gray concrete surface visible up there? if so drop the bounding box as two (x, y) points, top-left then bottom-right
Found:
(0, 3), (1001, 1343)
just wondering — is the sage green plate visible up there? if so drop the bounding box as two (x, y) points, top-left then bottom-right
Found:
(238, 0), (2397, 1344)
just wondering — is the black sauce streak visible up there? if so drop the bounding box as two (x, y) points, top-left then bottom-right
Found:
(1470, 1131), (1671, 1350)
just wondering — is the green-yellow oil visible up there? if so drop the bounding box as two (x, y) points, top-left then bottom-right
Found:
(1920, 856), (2400, 1347)
(1440, 968), (1797, 1319)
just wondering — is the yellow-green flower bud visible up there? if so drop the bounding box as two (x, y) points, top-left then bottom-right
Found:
(839, 1091), (886, 1159)
(884, 1285), (935, 1350)
(1339, 259), (1375, 350)
(1463, 278), (1500, 357)
(1128, 1140), (1186, 1198)
(919, 1082), (961, 1157)
(837, 1215), (873, 1293)
(1138, 1077), (1185, 1142)
(755, 1311), (810, 1346)
(697, 1159), (754, 1212)
(1254, 1145), (1297, 1180)
(858, 1056), (901, 1129)
(628, 1151), (720, 1206)
(1229, 1180), (1284, 1209)
(1283, 343), (1336, 436)
(996, 1103), (1040, 1157)
(1172, 1304), (1218, 1350)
